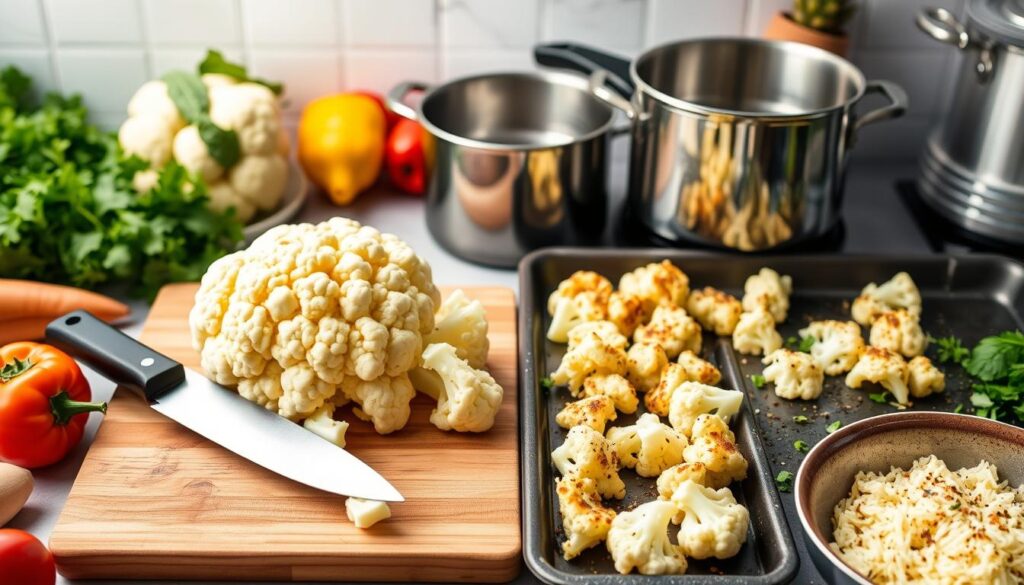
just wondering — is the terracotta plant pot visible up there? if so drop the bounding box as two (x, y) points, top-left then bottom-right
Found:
(764, 12), (849, 57)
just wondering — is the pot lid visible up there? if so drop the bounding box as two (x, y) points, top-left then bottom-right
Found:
(968, 0), (1024, 46)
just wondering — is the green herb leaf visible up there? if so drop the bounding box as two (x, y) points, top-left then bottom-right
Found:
(971, 391), (995, 408)
(953, 403), (964, 414)
(793, 439), (809, 453)
(931, 335), (970, 366)
(540, 377), (554, 389)
(868, 392), (889, 404)
(750, 374), (766, 389)
(198, 49), (283, 95)
(826, 420), (842, 433)
(966, 331), (1024, 382)
(792, 415), (810, 424)
(949, 501), (961, 511)
(162, 70), (209, 123)
(197, 116), (240, 168)
(798, 336), (815, 353)
(775, 470), (794, 492)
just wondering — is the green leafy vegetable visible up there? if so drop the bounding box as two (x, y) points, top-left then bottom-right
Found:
(953, 403), (964, 414)
(961, 332), (1024, 424)
(931, 335), (970, 366)
(540, 377), (554, 389)
(198, 49), (283, 95)
(750, 374), (766, 389)
(162, 71), (241, 168)
(196, 117), (240, 168)
(868, 392), (889, 404)
(792, 415), (810, 424)
(825, 420), (842, 433)
(966, 331), (1024, 382)
(775, 470), (794, 492)
(786, 335), (815, 353)
(793, 439), (809, 453)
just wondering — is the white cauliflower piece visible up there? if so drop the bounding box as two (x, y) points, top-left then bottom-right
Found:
(908, 355), (945, 398)
(423, 289), (489, 369)
(671, 480), (749, 559)
(606, 413), (687, 478)
(173, 124), (223, 182)
(845, 346), (910, 405)
(407, 366), (444, 400)
(668, 382), (744, 437)
(548, 270), (613, 314)
(118, 114), (175, 167)
(644, 357), (722, 417)
(556, 395), (617, 433)
(201, 73), (238, 89)
(420, 342), (503, 433)
(625, 342), (668, 393)
(607, 291), (646, 337)
(567, 320), (627, 352)
(132, 168), (159, 193)
(869, 309), (927, 358)
(342, 373), (415, 435)
(618, 260), (690, 314)
(546, 271), (611, 343)
(556, 475), (617, 560)
(550, 332), (627, 393)
(687, 286), (742, 336)
(605, 500), (687, 575)
(761, 349), (825, 400)
(633, 305), (702, 359)
(741, 267), (792, 323)
(677, 350), (722, 385)
(209, 81), (283, 156)
(799, 320), (865, 375)
(345, 497), (391, 529)
(302, 403), (349, 447)
(127, 80), (184, 131)
(683, 414), (748, 488)
(581, 374), (638, 414)
(207, 180), (256, 223)
(731, 308), (782, 356)
(851, 271), (922, 325)
(657, 462), (709, 501)
(552, 425), (626, 499)
(229, 154), (288, 212)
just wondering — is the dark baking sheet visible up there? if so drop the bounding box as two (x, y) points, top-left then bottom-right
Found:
(518, 250), (1024, 585)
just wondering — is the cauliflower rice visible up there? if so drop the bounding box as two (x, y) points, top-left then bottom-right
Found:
(830, 455), (1024, 584)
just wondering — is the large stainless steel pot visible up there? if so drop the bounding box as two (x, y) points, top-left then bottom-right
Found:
(916, 0), (1024, 245)
(386, 72), (617, 267)
(536, 40), (907, 251)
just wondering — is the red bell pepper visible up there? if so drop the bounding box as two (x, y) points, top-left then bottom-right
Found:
(385, 118), (433, 196)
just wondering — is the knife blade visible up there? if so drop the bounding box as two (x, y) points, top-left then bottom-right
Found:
(45, 310), (404, 503)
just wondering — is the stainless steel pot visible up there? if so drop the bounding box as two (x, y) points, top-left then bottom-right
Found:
(916, 0), (1024, 245)
(386, 72), (617, 267)
(536, 40), (907, 251)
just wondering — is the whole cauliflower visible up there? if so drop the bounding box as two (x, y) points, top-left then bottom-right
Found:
(845, 347), (910, 405)
(869, 309), (926, 358)
(618, 260), (690, 314)
(581, 374), (639, 414)
(606, 413), (687, 477)
(189, 218), (440, 431)
(687, 287), (742, 336)
(634, 305), (702, 359)
(605, 500), (687, 575)
(908, 355), (945, 398)
(761, 349), (825, 400)
(731, 308), (782, 356)
(119, 113), (176, 167)
(608, 291), (646, 337)
(556, 395), (618, 433)
(799, 320), (865, 375)
(550, 332), (628, 393)
(420, 343), (503, 433)
(741, 267), (792, 323)
(683, 414), (748, 488)
(626, 342), (668, 393)
(557, 475), (617, 560)
(567, 320), (628, 352)
(552, 425), (626, 499)
(851, 271), (922, 325)
(546, 271), (611, 343)
(423, 289), (489, 369)
(677, 350), (722, 385)
(671, 479), (749, 560)
(668, 382), (744, 436)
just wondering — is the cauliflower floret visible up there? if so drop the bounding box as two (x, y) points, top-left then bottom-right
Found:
(302, 403), (349, 447)
(606, 413), (687, 477)
(118, 114), (175, 167)
(761, 349), (825, 400)
(618, 260), (690, 313)
(342, 373), (415, 434)
(671, 480), (749, 559)
(683, 414), (748, 488)
(207, 180), (256, 223)
(908, 355), (945, 398)
(127, 80), (184, 131)
(420, 342), (503, 433)
(556, 475), (617, 560)
(845, 346), (910, 405)
(132, 168), (160, 193)
(644, 358), (721, 417)
(687, 287), (742, 336)
(731, 308), (782, 356)
(173, 124), (224, 182)
(552, 425), (626, 499)
(741, 267), (792, 323)
(668, 382), (744, 437)
(626, 342), (668, 393)
(546, 271), (611, 343)
(634, 305), (702, 359)
(605, 500), (687, 575)
(869, 309), (926, 358)
(201, 73), (238, 89)
(423, 289), (489, 369)
(851, 271), (922, 325)
(799, 320), (865, 375)
(229, 154), (288, 212)
(657, 462), (709, 501)
(608, 291), (645, 337)
(676, 350), (722, 385)
(550, 332), (627, 393)
(581, 374), (638, 414)
(567, 320), (628, 352)
(209, 81), (283, 155)
(345, 497), (391, 529)
(548, 270), (613, 314)
(556, 395), (617, 433)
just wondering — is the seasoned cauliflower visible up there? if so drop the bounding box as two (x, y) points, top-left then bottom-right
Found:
(869, 309), (926, 358)
(567, 320), (628, 352)
(556, 475), (617, 560)
(618, 260), (690, 313)
(741, 267), (792, 323)
(552, 425), (626, 499)
(548, 271), (613, 314)
(302, 402), (349, 447)
(626, 342), (668, 393)
(605, 500), (687, 575)
(761, 349), (825, 400)
(845, 347), (910, 405)
(606, 413), (687, 478)
(423, 289), (489, 369)
(634, 305), (702, 359)
(342, 374), (416, 435)
(668, 382), (744, 437)
(556, 395), (618, 433)
(581, 374), (639, 414)
(420, 343), (503, 433)
(644, 357), (722, 417)
(671, 480), (749, 560)
(687, 287), (742, 336)
(189, 218), (440, 427)
(851, 271), (922, 325)
(346, 497), (391, 529)
(657, 462), (709, 501)
(550, 332), (627, 393)
(608, 291), (646, 337)
(677, 350), (722, 385)
(908, 355), (945, 398)
(731, 308), (782, 356)
(683, 414), (748, 488)
(546, 271), (611, 343)
(799, 320), (865, 375)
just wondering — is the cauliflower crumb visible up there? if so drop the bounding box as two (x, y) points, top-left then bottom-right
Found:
(731, 308), (782, 356)
(552, 425), (626, 500)
(626, 342), (668, 393)
(741, 267), (792, 323)
(762, 349), (825, 400)
(687, 286), (742, 336)
(345, 497), (391, 529)
(606, 413), (687, 477)
(302, 403), (349, 447)
(683, 414), (748, 488)
(606, 500), (687, 575)
(556, 395), (618, 433)
(869, 309), (927, 358)
(634, 305), (702, 359)
(851, 271), (922, 325)
(556, 475), (617, 560)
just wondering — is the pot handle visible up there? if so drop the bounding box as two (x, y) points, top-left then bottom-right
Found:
(916, 7), (970, 49)
(851, 80), (908, 135)
(385, 81), (430, 121)
(534, 42), (635, 100)
(589, 70), (639, 121)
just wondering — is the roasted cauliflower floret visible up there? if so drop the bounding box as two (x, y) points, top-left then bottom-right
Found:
(626, 342), (668, 393)
(761, 349), (825, 400)
(687, 287), (742, 336)
(552, 425), (626, 499)
(668, 382), (744, 437)
(605, 500), (687, 575)
(567, 320), (628, 352)
(302, 402), (349, 447)
(608, 291), (646, 337)
(644, 357), (722, 417)
(851, 271), (922, 325)
(550, 332), (628, 393)
(907, 355), (946, 398)
(581, 374), (639, 414)
(634, 305), (702, 359)
(671, 480), (749, 560)
(683, 414), (748, 488)
(845, 346), (910, 405)
(557, 475), (617, 560)
(741, 267), (792, 323)
(731, 308), (782, 356)
(869, 309), (926, 358)
(546, 271), (612, 343)
(556, 395), (618, 433)
(618, 260), (690, 313)
(606, 413), (687, 478)
(420, 342), (503, 433)
(423, 289), (489, 369)
(657, 462), (709, 501)
(799, 320), (865, 375)
(342, 373), (416, 435)
(676, 350), (722, 385)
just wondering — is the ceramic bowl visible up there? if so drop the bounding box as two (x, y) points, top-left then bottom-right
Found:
(795, 411), (1024, 585)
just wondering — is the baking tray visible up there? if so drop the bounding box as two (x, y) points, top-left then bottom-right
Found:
(519, 250), (1024, 585)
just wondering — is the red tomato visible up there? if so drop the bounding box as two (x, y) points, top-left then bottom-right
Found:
(385, 118), (433, 196)
(0, 529), (56, 585)
(352, 91), (401, 134)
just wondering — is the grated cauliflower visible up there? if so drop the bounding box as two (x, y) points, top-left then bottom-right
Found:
(556, 395), (618, 433)
(581, 374), (639, 414)
(869, 309), (927, 358)
(608, 291), (646, 337)
(626, 342), (668, 393)
(420, 343), (503, 433)
(668, 382), (744, 437)
(683, 414), (748, 489)
(761, 349), (825, 400)
(552, 425), (626, 500)
(606, 413), (687, 477)
(618, 260), (690, 313)
(799, 320), (865, 376)
(557, 475), (617, 560)
(687, 287), (742, 336)
(550, 332), (628, 394)
(634, 305), (702, 359)
(567, 320), (628, 352)
(546, 271), (612, 343)
(671, 479), (749, 560)
(423, 289), (489, 369)
(851, 271), (922, 325)
(731, 308), (782, 356)
(845, 347), (910, 405)
(606, 500), (688, 575)
(907, 355), (945, 398)
(741, 267), (792, 323)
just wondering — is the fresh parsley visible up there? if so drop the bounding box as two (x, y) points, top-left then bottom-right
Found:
(540, 377), (554, 389)
(775, 470), (794, 492)
(930, 335), (970, 366)
(868, 392), (889, 404)
(785, 336), (815, 353)
(792, 415), (810, 424)
(966, 331), (1024, 382)
(962, 332), (1024, 424)
(793, 439), (809, 453)
(750, 374), (766, 389)
(825, 420), (842, 433)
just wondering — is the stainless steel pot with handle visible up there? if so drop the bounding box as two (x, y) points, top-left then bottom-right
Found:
(536, 39), (908, 251)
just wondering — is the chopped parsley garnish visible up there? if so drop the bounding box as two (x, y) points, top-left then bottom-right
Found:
(793, 439), (809, 453)
(775, 470), (794, 492)
(825, 420), (842, 433)
(750, 374), (766, 389)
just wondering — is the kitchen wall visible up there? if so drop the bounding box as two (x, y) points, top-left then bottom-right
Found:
(0, 0), (962, 161)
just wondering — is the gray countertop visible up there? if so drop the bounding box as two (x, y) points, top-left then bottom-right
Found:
(9, 161), (932, 585)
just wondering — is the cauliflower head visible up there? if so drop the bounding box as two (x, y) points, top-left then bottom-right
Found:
(209, 81), (283, 156)
(799, 320), (865, 375)
(127, 80), (184, 131)
(851, 271), (922, 325)
(668, 382), (744, 437)
(626, 342), (668, 393)
(761, 349), (825, 400)
(618, 260), (690, 313)
(423, 288), (489, 369)
(687, 286), (742, 336)
(567, 320), (628, 352)
(119, 114), (175, 167)
(741, 267), (792, 323)
(550, 332), (628, 393)
(908, 355), (945, 398)
(552, 425), (626, 499)
(420, 343), (503, 433)
(556, 395), (618, 433)
(581, 374), (639, 414)
(683, 414), (748, 488)
(671, 479), (749, 560)
(731, 308), (782, 356)
(608, 291), (645, 337)
(606, 413), (687, 478)
(677, 350), (722, 385)
(869, 309), (926, 358)
(556, 475), (617, 560)
(605, 500), (687, 575)
(546, 271), (611, 343)
(845, 346), (910, 405)
(189, 218), (440, 426)
(634, 305), (702, 359)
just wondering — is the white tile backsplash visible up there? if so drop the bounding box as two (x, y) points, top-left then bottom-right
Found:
(345, 49), (437, 93)
(48, 0), (142, 44)
(56, 49), (147, 113)
(649, 0), (746, 44)
(143, 0), (240, 45)
(444, 48), (536, 79)
(150, 47), (245, 77)
(0, 0), (47, 46)
(244, 0), (339, 46)
(345, 0), (436, 47)
(547, 0), (646, 52)
(441, 0), (539, 48)
(248, 50), (342, 113)
(0, 49), (57, 95)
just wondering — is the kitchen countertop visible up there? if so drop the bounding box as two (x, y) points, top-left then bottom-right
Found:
(10, 160), (933, 585)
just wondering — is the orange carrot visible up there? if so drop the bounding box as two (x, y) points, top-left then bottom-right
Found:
(0, 280), (130, 323)
(0, 317), (52, 345)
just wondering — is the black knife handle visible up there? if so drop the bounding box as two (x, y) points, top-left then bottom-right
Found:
(45, 310), (185, 402)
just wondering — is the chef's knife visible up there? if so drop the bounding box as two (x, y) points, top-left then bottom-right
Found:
(45, 310), (404, 503)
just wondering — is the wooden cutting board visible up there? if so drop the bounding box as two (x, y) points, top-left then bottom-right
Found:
(50, 284), (520, 582)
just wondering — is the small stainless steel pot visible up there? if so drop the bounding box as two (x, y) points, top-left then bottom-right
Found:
(386, 72), (617, 267)
(536, 40), (907, 251)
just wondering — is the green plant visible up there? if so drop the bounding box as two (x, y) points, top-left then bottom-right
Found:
(792, 0), (856, 35)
